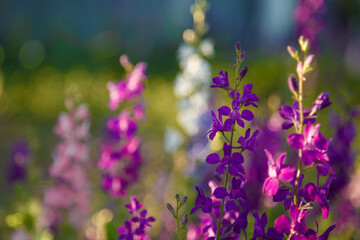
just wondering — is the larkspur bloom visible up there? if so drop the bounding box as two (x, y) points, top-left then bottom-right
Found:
(261, 37), (336, 240)
(41, 98), (91, 232)
(287, 123), (332, 166)
(118, 196), (155, 240)
(99, 56), (147, 197)
(191, 43), (260, 240)
(263, 149), (296, 196)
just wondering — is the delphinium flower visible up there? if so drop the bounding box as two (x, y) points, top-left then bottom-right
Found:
(7, 140), (31, 184)
(327, 108), (360, 232)
(294, 0), (326, 50)
(165, 0), (214, 173)
(118, 196), (155, 240)
(261, 36), (335, 239)
(190, 42), (259, 240)
(98, 55), (147, 197)
(41, 98), (91, 232)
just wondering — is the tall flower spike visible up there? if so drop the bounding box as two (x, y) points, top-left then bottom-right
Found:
(267, 36), (336, 240)
(191, 42), (259, 240)
(99, 56), (148, 198)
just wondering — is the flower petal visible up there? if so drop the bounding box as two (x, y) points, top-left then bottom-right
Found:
(287, 133), (304, 149)
(278, 165), (296, 182)
(206, 153), (221, 164)
(213, 187), (228, 199)
(263, 177), (279, 196)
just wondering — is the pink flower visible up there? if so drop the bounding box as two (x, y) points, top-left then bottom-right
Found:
(263, 149), (296, 196)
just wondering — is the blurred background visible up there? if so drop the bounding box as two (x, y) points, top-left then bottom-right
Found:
(0, 0), (360, 239)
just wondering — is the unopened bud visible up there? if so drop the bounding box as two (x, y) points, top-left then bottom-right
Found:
(180, 214), (188, 226)
(167, 203), (176, 218)
(288, 75), (298, 93)
(304, 54), (315, 67)
(296, 61), (303, 74)
(298, 36), (309, 52)
(175, 194), (180, 201)
(287, 46), (299, 61)
(179, 196), (187, 208)
(240, 51), (245, 61)
(239, 66), (248, 78)
(235, 42), (241, 51)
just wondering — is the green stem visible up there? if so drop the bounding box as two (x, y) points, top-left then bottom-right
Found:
(176, 201), (182, 240)
(293, 51), (305, 206)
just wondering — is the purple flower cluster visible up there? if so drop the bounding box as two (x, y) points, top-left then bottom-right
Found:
(294, 0), (326, 50)
(328, 108), (360, 230)
(98, 55), (147, 197)
(118, 196), (155, 240)
(41, 98), (91, 231)
(261, 36), (335, 239)
(190, 43), (259, 239)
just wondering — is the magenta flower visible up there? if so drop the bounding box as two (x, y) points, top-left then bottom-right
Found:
(287, 123), (331, 165)
(274, 205), (309, 236)
(263, 149), (296, 196)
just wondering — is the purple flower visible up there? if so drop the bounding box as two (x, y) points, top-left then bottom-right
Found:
(302, 174), (335, 219)
(126, 196), (144, 214)
(190, 186), (213, 214)
(207, 110), (232, 140)
(118, 196), (154, 240)
(118, 221), (134, 240)
(237, 128), (259, 151)
(240, 84), (259, 108)
(207, 143), (245, 177)
(211, 70), (230, 89)
(279, 101), (316, 130)
(287, 123), (331, 165)
(263, 149), (296, 196)
(311, 92), (331, 115)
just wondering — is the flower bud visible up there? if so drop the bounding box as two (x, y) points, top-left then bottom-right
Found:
(287, 75), (298, 93)
(235, 42), (241, 51)
(179, 196), (187, 208)
(298, 36), (309, 52)
(287, 46), (299, 61)
(296, 61), (303, 74)
(167, 203), (176, 218)
(239, 66), (248, 79)
(310, 92), (331, 115)
(180, 214), (188, 226)
(304, 54), (315, 67)
(175, 194), (180, 201)
(240, 51), (245, 61)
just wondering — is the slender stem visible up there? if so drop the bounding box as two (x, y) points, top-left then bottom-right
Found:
(216, 172), (230, 239)
(176, 201), (182, 240)
(293, 51), (305, 206)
